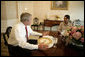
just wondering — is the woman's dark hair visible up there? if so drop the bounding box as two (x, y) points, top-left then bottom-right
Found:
(64, 15), (70, 20)
(5, 26), (12, 38)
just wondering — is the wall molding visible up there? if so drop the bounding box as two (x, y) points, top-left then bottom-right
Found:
(7, 19), (18, 27)
(1, 20), (7, 33)
(1, 19), (18, 33)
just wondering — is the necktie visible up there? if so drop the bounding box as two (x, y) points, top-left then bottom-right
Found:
(25, 26), (28, 40)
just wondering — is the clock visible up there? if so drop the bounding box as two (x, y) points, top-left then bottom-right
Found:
(33, 17), (39, 25)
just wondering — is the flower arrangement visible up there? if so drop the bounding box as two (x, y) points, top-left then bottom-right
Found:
(64, 26), (84, 47)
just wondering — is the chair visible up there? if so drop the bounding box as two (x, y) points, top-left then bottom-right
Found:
(2, 26), (16, 56)
(3, 26), (12, 46)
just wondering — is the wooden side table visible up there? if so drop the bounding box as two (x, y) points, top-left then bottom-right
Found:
(43, 20), (63, 31)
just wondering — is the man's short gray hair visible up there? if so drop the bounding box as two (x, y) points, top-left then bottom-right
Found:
(20, 12), (32, 22)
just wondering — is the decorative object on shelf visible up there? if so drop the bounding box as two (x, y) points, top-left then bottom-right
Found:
(31, 17), (39, 30)
(33, 17), (39, 25)
(51, 1), (68, 10)
(55, 15), (60, 20)
(63, 25), (84, 49)
(39, 22), (44, 30)
(39, 22), (44, 26)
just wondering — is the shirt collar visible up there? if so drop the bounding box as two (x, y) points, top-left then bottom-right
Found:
(20, 22), (30, 27)
(63, 22), (70, 26)
(20, 22), (25, 27)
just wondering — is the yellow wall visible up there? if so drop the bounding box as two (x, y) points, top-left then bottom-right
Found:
(1, 1), (84, 33)
(17, 1), (34, 23)
(1, 1), (7, 20)
(33, 1), (84, 22)
(5, 1), (17, 19)
(1, 1), (7, 33)
(1, 1), (17, 20)
(1, 1), (18, 33)
(18, 1), (84, 23)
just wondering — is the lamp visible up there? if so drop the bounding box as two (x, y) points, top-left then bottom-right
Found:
(55, 15), (60, 20)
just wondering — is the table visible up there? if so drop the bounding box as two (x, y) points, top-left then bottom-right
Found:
(30, 31), (84, 56)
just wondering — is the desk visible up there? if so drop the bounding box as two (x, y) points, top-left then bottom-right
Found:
(43, 20), (63, 31)
(31, 31), (84, 56)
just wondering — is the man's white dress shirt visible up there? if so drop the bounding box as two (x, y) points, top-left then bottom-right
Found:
(8, 22), (42, 50)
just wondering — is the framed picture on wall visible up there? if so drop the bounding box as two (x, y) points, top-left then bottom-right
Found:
(51, 1), (68, 10)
